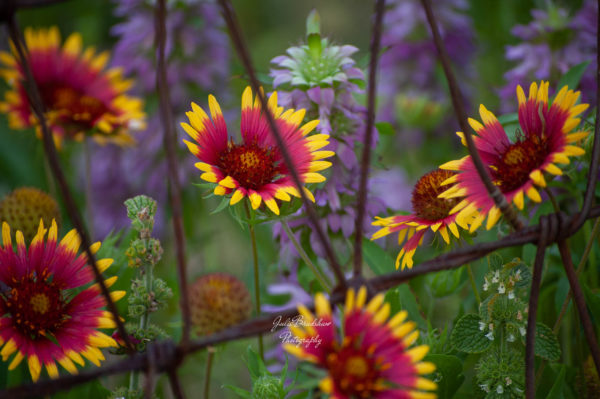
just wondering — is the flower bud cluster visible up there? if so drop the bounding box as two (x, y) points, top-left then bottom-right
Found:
(476, 348), (525, 398)
(117, 196), (172, 352)
(479, 259), (530, 343)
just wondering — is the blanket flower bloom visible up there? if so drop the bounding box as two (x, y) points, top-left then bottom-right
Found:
(183, 86), (334, 215)
(440, 81), (588, 230)
(0, 220), (123, 381)
(0, 27), (145, 147)
(372, 169), (477, 270)
(189, 273), (252, 336)
(285, 286), (437, 398)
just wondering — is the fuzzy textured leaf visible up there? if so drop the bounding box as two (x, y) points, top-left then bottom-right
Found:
(533, 322), (561, 361)
(451, 314), (492, 353)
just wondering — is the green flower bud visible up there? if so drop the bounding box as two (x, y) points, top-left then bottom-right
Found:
(252, 375), (283, 399)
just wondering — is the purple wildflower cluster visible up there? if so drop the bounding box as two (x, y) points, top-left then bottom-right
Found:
(502, 0), (597, 107)
(379, 0), (474, 133)
(269, 34), (391, 264)
(86, 0), (229, 238)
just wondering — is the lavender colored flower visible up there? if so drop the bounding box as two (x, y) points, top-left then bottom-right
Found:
(502, 1), (597, 108)
(269, 13), (392, 265)
(379, 0), (474, 123)
(84, 0), (229, 238)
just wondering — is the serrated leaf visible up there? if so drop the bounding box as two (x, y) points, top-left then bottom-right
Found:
(451, 314), (492, 353)
(424, 354), (465, 399)
(504, 258), (531, 288)
(531, 322), (561, 361)
(557, 61), (591, 93)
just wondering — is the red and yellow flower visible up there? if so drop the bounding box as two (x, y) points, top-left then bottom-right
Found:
(0, 219), (123, 381)
(0, 27), (145, 147)
(372, 169), (477, 270)
(285, 286), (437, 399)
(182, 86), (333, 215)
(440, 81), (588, 230)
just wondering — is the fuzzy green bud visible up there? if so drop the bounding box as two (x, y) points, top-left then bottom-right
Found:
(252, 375), (283, 399)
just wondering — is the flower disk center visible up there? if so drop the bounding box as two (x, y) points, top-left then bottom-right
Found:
(2, 275), (68, 339)
(494, 135), (548, 193)
(326, 340), (382, 397)
(218, 142), (278, 190)
(40, 84), (108, 125)
(412, 169), (461, 221)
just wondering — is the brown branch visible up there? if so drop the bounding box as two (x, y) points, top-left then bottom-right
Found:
(216, 0), (346, 288)
(3, 205), (600, 399)
(558, 239), (600, 377)
(419, 0), (523, 230)
(4, 12), (134, 353)
(525, 216), (551, 398)
(155, 0), (192, 347)
(571, 0), (600, 233)
(168, 369), (187, 399)
(0, 0), (69, 21)
(353, 0), (385, 277)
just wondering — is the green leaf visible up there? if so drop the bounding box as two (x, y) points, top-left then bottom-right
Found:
(427, 267), (465, 298)
(545, 364), (566, 399)
(504, 258), (531, 288)
(210, 196), (231, 215)
(557, 61), (591, 93)
(583, 284), (600, 323)
(362, 238), (394, 275)
(450, 314), (492, 353)
(424, 354), (465, 399)
(375, 121), (395, 136)
(245, 346), (268, 380)
(223, 384), (252, 399)
(53, 379), (111, 399)
(497, 112), (518, 126)
(533, 322), (561, 361)
(305, 9), (320, 36)
(385, 285), (428, 330)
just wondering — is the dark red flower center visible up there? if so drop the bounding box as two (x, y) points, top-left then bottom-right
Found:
(325, 338), (385, 397)
(1, 273), (69, 339)
(412, 169), (461, 220)
(217, 142), (279, 190)
(39, 83), (108, 126)
(492, 134), (549, 193)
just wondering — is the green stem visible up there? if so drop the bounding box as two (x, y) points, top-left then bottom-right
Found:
(42, 148), (57, 200)
(129, 242), (154, 393)
(203, 347), (215, 399)
(244, 201), (264, 360)
(83, 138), (94, 239)
(280, 220), (332, 293)
(466, 263), (481, 305)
